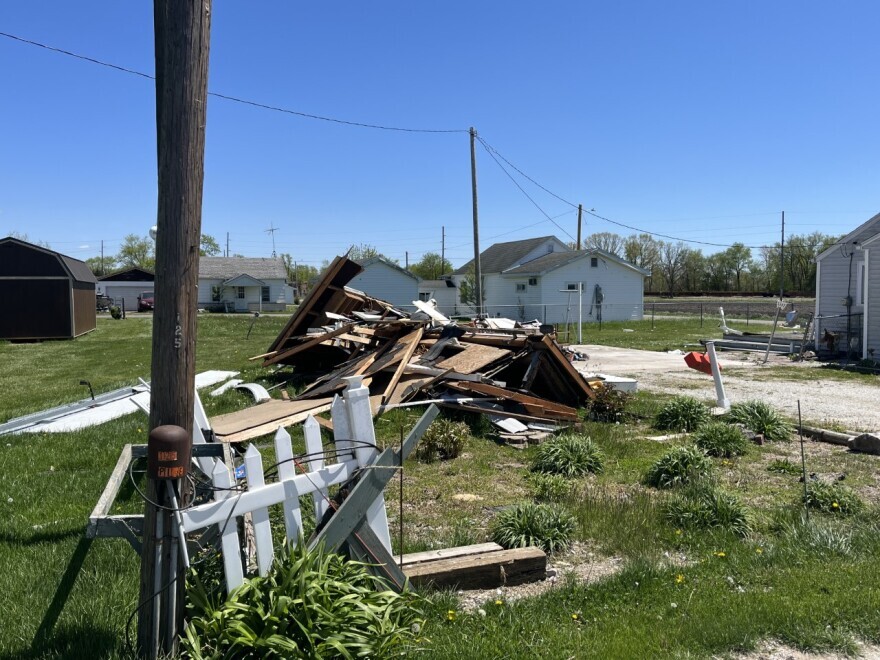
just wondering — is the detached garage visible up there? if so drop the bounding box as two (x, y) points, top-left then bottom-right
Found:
(0, 236), (97, 340)
(98, 267), (155, 313)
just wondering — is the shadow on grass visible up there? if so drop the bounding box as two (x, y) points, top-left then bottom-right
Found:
(3, 622), (121, 660)
(0, 525), (83, 546)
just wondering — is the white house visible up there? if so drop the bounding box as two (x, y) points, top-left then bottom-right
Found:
(97, 266), (155, 312)
(452, 236), (649, 324)
(815, 211), (880, 359)
(347, 257), (419, 310)
(198, 257), (292, 312)
(417, 277), (458, 315)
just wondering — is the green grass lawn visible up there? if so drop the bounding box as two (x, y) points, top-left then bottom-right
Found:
(2, 317), (880, 659)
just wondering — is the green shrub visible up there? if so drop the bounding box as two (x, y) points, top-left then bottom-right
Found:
(531, 434), (604, 477)
(693, 422), (749, 458)
(416, 417), (469, 463)
(767, 459), (802, 475)
(727, 400), (793, 442)
(588, 387), (632, 422)
(653, 396), (710, 432)
(182, 542), (423, 659)
(109, 305), (122, 320)
(490, 501), (576, 553)
(530, 473), (573, 503)
(803, 481), (863, 515)
(664, 486), (752, 536)
(643, 445), (713, 489)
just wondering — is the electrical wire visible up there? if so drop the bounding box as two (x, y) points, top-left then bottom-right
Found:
(0, 31), (467, 134)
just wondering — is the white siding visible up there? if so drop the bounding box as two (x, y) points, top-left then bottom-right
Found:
(348, 262), (418, 310)
(815, 246), (865, 353)
(483, 273), (543, 319)
(100, 281), (154, 313)
(418, 282), (459, 316)
(867, 247), (879, 358)
(536, 256), (644, 324)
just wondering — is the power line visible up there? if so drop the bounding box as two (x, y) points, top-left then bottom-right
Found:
(0, 30), (468, 134)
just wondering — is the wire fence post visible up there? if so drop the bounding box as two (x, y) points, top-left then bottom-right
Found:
(700, 303), (703, 328)
(746, 303), (750, 326)
(651, 303), (655, 331)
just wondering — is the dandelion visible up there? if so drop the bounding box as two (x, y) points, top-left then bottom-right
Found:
(832, 502), (840, 509)
(571, 613), (580, 621)
(755, 547), (763, 554)
(446, 610), (456, 622)
(495, 599), (503, 606)
(713, 551), (726, 558)
(675, 574), (685, 584)
(675, 529), (682, 536)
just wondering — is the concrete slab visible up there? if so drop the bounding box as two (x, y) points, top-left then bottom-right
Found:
(569, 344), (743, 375)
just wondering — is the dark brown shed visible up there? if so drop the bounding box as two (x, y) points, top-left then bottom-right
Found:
(0, 236), (97, 340)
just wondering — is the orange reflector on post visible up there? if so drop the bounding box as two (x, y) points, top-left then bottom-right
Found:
(684, 351), (717, 376)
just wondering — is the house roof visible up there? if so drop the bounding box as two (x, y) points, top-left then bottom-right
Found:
(98, 266), (155, 282)
(0, 236), (97, 284)
(358, 256), (418, 280)
(502, 249), (651, 277)
(453, 236), (561, 275)
(816, 211), (880, 262)
(199, 257), (286, 280)
(418, 279), (457, 288)
(223, 274), (266, 287)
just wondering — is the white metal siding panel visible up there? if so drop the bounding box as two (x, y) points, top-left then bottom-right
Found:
(867, 248), (879, 358)
(815, 249), (864, 343)
(418, 283), (458, 316)
(348, 262), (418, 310)
(538, 257), (644, 324)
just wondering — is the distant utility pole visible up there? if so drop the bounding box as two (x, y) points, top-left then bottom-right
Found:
(226, 231), (229, 258)
(405, 251), (409, 270)
(779, 211), (785, 300)
(100, 240), (104, 274)
(469, 127), (483, 317)
(266, 222), (278, 257)
(138, 1), (211, 657)
(441, 226), (446, 276)
(576, 204), (583, 250)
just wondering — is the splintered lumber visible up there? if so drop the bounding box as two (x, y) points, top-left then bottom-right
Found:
(533, 334), (597, 401)
(436, 343), (511, 374)
(211, 398), (334, 443)
(404, 546), (547, 589)
(446, 381), (578, 421)
(381, 327), (424, 405)
(262, 323), (355, 367)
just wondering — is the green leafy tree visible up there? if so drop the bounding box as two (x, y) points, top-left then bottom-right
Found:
(200, 234), (221, 256)
(346, 243), (397, 264)
(410, 252), (453, 279)
(584, 231), (625, 256)
(117, 234), (155, 269)
(723, 242), (751, 291)
(85, 255), (118, 277)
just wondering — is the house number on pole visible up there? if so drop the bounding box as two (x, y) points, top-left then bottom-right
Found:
(174, 313), (183, 350)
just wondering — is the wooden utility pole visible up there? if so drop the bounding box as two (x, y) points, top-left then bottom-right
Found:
(576, 204), (583, 250)
(441, 226), (445, 275)
(138, 1), (211, 657)
(469, 127), (483, 317)
(779, 211), (785, 300)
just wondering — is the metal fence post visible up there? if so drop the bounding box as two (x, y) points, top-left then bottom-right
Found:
(746, 303), (750, 326)
(651, 303), (655, 331)
(700, 303), (703, 328)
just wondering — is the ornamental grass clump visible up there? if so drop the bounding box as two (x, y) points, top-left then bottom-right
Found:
(653, 396), (710, 433)
(803, 480), (863, 515)
(693, 422), (750, 458)
(727, 400), (793, 442)
(182, 543), (424, 659)
(664, 485), (752, 536)
(530, 472), (573, 503)
(531, 434), (604, 478)
(643, 445), (713, 489)
(415, 417), (470, 463)
(490, 501), (576, 554)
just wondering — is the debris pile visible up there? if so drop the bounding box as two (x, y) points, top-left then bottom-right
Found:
(212, 256), (602, 444)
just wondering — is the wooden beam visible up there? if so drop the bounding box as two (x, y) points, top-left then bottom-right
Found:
(404, 546), (546, 589)
(381, 327), (424, 405)
(262, 323), (355, 367)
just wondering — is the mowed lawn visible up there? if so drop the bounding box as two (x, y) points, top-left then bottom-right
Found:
(3, 316), (880, 659)
(0, 315), (288, 659)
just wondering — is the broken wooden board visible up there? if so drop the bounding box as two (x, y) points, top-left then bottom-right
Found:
(447, 381), (579, 421)
(404, 546), (547, 589)
(262, 323), (356, 367)
(381, 326), (424, 405)
(211, 398), (334, 443)
(400, 543), (503, 567)
(436, 343), (512, 374)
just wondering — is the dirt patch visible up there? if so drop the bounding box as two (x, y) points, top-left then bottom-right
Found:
(732, 640), (880, 659)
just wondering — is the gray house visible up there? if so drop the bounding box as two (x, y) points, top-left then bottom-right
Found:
(347, 257), (419, 310)
(452, 236), (649, 323)
(198, 257), (292, 312)
(815, 211), (880, 358)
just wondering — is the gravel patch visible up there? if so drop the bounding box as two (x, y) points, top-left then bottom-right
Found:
(731, 640), (880, 660)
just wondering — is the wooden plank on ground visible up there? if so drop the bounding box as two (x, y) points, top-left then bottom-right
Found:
(438, 400), (572, 425)
(211, 398), (334, 442)
(404, 546), (546, 589)
(436, 343), (512, 374)
(446, 381), (577, 419)
(400, 543), (503, 567)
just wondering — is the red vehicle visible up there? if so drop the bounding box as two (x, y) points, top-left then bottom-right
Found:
(137, 291), (155, 312)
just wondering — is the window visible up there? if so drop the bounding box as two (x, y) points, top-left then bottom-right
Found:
(516, 283), (527, 292)
(566, 282), (579, 291)
(261, 286), (270, 303)
(237, 286), (245, 299)
(528, 277), (538, 286)
(590, 257), (598, 268)
(418, 292), (431, 302)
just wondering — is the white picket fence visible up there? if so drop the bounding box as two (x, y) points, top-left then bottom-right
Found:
(179, 376), (392, 595)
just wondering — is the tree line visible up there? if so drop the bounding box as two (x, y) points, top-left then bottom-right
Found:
(85, 233), (223, 275)
(580, 231), (839, 295)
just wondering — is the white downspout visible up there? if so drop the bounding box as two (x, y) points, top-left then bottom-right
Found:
(814, 259), (821, 347)
(864, 248), (870, 360)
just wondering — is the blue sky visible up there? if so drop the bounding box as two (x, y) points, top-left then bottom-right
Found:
(1, 2), (878, 268)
